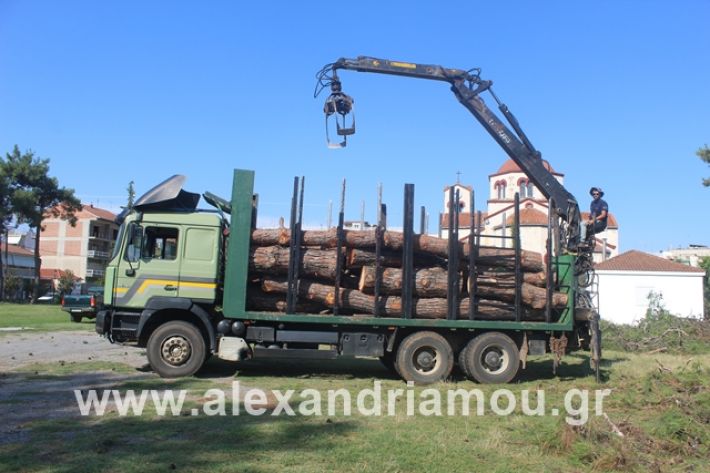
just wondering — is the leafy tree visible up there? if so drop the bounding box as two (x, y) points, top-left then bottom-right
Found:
(57, 269), (76, 296)
(4, 146), (82, 302)
(0, 156), (11, 299)
(127, 180), (136, 209)
(3, 274), (21, 301)
(699, 257), (710, 320)
(698, 145), (710, 187)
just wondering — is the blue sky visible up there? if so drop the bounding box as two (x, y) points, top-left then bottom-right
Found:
(1, 1), (708, 253)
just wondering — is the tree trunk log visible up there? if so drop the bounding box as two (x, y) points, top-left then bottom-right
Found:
(358, 266), (456, 297)
(260, 277), (545, 320)
(251, 228), (544, 272)
(357, 266), (564, 308)
(358, 266), (547, 295)
(249, 246), (341, 280)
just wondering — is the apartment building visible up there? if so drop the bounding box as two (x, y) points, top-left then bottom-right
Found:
(40, 204), (118, 283)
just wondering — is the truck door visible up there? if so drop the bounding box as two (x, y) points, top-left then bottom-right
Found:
(114, 224), (182, 308)
(178, 226), (219, 302)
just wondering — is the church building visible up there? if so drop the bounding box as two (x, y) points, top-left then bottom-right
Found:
(439, 159), (619, 263)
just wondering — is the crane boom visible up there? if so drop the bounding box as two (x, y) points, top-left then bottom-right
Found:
(316, 56), (582, 251)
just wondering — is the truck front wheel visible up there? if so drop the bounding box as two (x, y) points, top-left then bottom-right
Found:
(395, 331), (453, 385)
(147, 321), (206, 378)
(459, 332), (520, 384)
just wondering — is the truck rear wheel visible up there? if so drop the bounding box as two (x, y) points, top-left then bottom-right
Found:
(395, 331), (453, 385)
(459, 332), (520, 384)
(147, 321), (206, 378)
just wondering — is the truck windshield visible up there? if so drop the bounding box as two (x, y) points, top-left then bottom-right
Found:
(110, 223), (127, 261)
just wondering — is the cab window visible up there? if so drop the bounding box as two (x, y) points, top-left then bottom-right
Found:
(142, 227), (179, 260)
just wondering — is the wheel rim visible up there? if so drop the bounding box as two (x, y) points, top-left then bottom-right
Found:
(412, 346), (439, 374)
(161, 336), (192, 366)
(480, 345), (509, 374)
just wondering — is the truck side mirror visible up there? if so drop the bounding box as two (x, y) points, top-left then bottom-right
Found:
(125, 224), (143, 263)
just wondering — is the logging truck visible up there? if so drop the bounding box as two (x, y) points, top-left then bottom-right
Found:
(96, 56), (602, 384)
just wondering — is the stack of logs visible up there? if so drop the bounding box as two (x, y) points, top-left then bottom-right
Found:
(246, 227), (567, 321)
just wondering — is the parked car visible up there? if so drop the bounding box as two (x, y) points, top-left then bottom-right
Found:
(61, 286), (103, 322)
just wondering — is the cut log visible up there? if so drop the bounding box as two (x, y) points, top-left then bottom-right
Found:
(251, 228), (544, 272)
(358, 266), (547, 295)
(346, 248), (443, 269)
(346, 247), (543, 273)
(249, 246), (340, 280)
(475, 284), (567, 309)
(252, 228), (339, 248)
(358, 266), (456, 297)
(260, 277), (545, 320)
(357, 266), (565, 308)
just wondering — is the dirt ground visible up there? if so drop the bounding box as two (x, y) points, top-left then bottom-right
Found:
(0, 331), (148, 371)
(0, 331), (240, 446)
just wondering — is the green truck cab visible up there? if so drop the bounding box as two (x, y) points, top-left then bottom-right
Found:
(96, 170), (600, 384)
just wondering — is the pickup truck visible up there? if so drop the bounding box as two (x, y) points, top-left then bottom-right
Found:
(61, 287), (103, 323)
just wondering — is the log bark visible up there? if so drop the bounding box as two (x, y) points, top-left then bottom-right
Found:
(346, 248), (442, 269)
(357, 266), (565, 308)
(260, 277), (544, 320)
(251, 228), (339, 248)
(249, 246), (341, 280)
(358, 266), (456, 297)
(251, 228), (544, 271)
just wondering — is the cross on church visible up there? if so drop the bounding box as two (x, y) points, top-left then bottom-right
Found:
(456, 171), (462, 184)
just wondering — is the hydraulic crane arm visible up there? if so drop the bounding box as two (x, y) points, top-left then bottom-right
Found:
(315, 56), (581, 250)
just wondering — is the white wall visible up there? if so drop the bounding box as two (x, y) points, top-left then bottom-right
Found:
(596, 270), (705, 325)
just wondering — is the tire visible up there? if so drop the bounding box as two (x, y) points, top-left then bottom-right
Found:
(146, 321), (207, 378)
(70, 314), (82, 323)
(395, 331), (453, 385)
(459, 332), (520, 384)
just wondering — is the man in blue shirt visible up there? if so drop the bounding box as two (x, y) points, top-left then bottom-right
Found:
(587, 186), (608, 236)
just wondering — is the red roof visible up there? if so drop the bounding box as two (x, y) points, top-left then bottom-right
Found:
(490, 158), (562, 177)
(40, 268), (64, 279)
(595, 250), (705, 273)
(1, 243), (33, 256)
(38, 268), (82, 281)
(505, 207), (549, 226)
(440, 212), (487, 229)
(82, 204), (117, 221)
(44, 204), (116, 222)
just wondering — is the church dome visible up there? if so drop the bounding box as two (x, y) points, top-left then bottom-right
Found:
(492, 158), (560, 176)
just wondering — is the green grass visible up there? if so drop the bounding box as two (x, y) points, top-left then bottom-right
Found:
(1, 312), (708, 472)
(0, 302), (94, 332)
(1, 351), (708, 473)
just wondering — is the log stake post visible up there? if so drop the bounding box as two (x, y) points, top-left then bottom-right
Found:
(447, 188), (460, 320)
(286, 177), (304, 313)
(468, 191), (477, 320)
(474, 210), (482, 314)
(514, 192), (522, 322)
(545, 197), (554, 323)
(402, 184), (415, 319)
(251, 194), (259, 230)
(420, 206), (426, 235)
(334, 179), (346, 315)
(374, 185), (384, 317)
